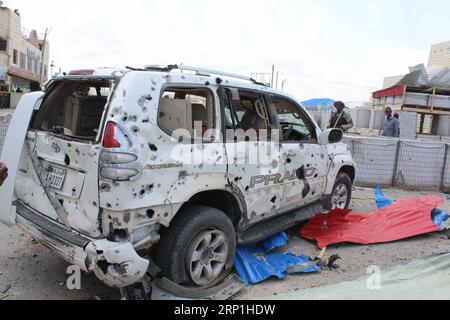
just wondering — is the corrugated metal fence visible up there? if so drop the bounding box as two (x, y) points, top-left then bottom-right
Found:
(344, 136), (450, 192)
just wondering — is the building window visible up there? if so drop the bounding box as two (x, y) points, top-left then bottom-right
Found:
(19, 52), (26, 69)
(27, 56), (32, 72)
(34, 59), (38, 74)
(0, 38), (6, 51)
(13, 49), (18, 64)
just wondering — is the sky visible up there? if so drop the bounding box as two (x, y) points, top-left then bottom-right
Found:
(2, 0), (450, 101)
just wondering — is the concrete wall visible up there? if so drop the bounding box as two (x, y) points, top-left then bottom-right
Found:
(436, 115), (450, 136)
(398, 111), (418, 140)
(9, 92), (24, 109)
(356, 109), (371, 128)
(351, 138), (398, 187)
(0, 113), (12, 156)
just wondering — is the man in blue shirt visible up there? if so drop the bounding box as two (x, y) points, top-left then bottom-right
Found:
(382, 107), (400, 138)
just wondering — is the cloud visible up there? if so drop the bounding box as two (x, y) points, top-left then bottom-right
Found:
(11, 0), (434, 101)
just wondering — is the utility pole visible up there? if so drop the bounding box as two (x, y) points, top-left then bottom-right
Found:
(39, 28), (48, 83)
(276, 70), (279, 89)
(271, 65), (275, 88)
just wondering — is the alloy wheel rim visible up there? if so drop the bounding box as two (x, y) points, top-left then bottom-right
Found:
(331, 183), (349, 209)
(188, 229), (228, 286)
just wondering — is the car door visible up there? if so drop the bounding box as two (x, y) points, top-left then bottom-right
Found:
(267, 94), (329, 213)
(0, 92), (44, 226)
(221, 87), (284, 226)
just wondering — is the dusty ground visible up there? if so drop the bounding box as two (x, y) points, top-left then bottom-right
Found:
(0, 187), (448, 300)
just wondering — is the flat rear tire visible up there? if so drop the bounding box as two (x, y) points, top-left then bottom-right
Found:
(155, 206), (236, 288)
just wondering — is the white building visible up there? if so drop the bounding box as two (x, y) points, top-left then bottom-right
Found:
(382, 40), (450, 88)
(0, 5), (50, 92)
(427, 41), (450, 78)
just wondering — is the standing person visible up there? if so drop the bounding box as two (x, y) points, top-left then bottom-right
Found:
(394, 113), (400, 137)
(29, 81), (41, 92)
(382, 108), (400, 137)
(328, 101), (354, 132)
(0, 162), (8, 186)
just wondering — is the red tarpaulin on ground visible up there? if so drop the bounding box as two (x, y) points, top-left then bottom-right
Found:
(300, 196), (443, 249)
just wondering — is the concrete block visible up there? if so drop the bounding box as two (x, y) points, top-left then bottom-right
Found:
(356, 109), (371, 128)
(353, 139), (398, 187)
(395, 141), (446, 190)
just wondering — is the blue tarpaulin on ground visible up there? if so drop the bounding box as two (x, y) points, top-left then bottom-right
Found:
(432, 209), (450, 228)
(375, 187), (449, 229)
(375, 186), (394, 209)
(260, 231), (289, 252)
(234, 232), (320, 285)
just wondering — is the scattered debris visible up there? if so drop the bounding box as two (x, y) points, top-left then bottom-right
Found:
(301, 196), (444, 249)
(1, 284), (11, 294)
(0, 294), (9, 300)
(234, 233), (320, 285)
(327, 255), (342, 269)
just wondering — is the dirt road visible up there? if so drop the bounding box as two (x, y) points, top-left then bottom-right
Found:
(0, 187), (448, 300)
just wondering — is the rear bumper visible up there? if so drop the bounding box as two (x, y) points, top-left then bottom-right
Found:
(15, 200), (149, 288)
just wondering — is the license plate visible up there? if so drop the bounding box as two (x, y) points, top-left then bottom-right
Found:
(46, 167), (67, 190)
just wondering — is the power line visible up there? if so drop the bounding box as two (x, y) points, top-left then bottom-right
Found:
(62, 3), (379, 92)
(4, 2), (380, 96)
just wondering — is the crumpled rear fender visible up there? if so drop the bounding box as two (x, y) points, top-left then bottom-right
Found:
(85, 240), (149, 288)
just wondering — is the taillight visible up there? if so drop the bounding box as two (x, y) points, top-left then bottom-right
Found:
(103, 122), (122, 149)
(100, 122), (140, 181)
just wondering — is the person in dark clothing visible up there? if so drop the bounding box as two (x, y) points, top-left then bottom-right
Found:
(328, 101), (354, 132)
(29, 81), (41, 92)
(382, 108), (400, 137)
(394, 113), (400, 137)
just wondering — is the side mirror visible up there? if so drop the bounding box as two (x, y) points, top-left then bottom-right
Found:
(318, 129), (343, 145)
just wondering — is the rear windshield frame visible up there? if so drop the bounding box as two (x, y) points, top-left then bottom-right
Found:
(31, 77), (119, 144)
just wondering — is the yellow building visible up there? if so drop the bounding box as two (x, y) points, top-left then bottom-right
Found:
(0, 5), (50, 93)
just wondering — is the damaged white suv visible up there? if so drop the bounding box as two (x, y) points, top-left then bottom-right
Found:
(0, 65), (355, 290)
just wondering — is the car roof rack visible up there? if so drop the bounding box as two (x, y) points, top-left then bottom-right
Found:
(136, 64), (267, 87)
